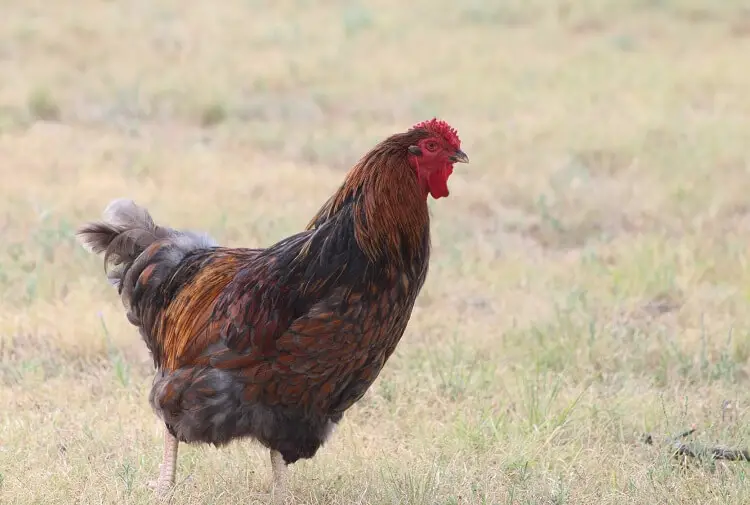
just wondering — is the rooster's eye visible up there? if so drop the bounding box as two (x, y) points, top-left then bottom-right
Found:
(425, 142), (438, 152)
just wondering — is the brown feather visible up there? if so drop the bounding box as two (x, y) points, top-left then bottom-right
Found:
(159, 253), (242, 370)
(305, 130), (431, 263)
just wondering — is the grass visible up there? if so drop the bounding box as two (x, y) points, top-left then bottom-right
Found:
(2, 0), (750, 503)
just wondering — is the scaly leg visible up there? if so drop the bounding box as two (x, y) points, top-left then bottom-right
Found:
(270, 450), (289, 503)
(148, 426), (179, 498)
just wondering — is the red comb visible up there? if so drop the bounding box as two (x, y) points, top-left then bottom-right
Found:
(409, 118), (461, 149)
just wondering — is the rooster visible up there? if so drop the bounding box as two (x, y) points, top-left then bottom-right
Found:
(76, 118), (468, 500)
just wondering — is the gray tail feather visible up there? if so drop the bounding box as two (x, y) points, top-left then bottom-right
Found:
(76, 199), (217, 291)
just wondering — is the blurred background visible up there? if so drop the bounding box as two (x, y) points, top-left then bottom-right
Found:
(2, 0), (750, 503)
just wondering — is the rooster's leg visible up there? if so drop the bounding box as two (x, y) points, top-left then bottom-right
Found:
(148, 426), (179, 498)
(270, 449), (289, 502)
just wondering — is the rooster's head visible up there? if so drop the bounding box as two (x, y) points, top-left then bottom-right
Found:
(406, 118), (468, 200)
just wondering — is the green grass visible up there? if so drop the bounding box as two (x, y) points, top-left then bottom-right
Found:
(2, 0), (750, 503)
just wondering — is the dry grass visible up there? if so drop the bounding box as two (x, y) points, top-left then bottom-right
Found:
(2, 0), (750, 503)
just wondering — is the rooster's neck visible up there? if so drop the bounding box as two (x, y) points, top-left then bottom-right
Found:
(307, 146), (431, 266)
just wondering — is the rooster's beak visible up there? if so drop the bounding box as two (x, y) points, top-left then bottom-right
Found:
(450, 149), (469, 164)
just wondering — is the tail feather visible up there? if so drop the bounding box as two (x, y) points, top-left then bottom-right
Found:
(77, 198), (217, 320)
(77, 199), (169, 271)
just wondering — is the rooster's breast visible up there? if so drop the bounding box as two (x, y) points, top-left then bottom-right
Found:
(314, 267), (426, 414)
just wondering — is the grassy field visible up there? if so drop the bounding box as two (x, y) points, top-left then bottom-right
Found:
(2, 0), (750, 503)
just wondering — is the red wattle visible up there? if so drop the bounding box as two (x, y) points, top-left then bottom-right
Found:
(427, 165), (453, 199)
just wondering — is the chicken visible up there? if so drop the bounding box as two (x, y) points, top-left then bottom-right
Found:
(76, 118), (468, 500)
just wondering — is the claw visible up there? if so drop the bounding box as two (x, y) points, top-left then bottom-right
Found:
(147, 480), (173, 499)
